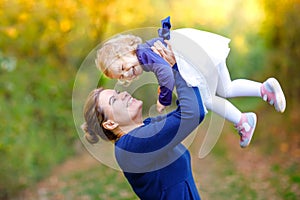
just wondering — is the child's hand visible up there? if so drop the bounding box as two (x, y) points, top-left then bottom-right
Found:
(156, 100), (166, 113)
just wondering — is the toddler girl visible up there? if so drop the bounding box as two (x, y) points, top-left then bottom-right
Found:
(95, 17), (286, 148)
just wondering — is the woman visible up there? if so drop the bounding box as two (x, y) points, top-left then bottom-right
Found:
(81, 42), (206, 199)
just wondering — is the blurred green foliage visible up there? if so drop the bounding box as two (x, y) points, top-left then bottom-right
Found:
(0, 59), (75, 196)
(0, 0), (299, 198)
(262, 0), (300, 108)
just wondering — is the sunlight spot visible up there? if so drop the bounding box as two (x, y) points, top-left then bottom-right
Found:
(4, 27), (18, 38)
(60, 19), (72, 33)
(233, 34), (248, 54)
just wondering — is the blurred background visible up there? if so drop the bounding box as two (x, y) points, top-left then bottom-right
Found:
(0, 0), (299, 199)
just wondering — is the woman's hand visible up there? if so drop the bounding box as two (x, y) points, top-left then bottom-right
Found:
(151, 40), (176, 67)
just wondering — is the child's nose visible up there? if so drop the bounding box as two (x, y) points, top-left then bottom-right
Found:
(120, 91), (129, 100)
(123, 71), (129, 77)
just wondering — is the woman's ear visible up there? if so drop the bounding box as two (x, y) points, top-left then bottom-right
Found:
(102, 120), (119, 130)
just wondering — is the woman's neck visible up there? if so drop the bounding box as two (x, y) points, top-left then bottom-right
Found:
(115, 122), (144, 138)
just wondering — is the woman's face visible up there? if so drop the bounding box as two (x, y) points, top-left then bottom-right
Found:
(98, 89), (143, 128)
(108, 52), (143, 81)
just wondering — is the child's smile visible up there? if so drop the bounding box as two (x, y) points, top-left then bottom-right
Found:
(108, 52), (143, 81)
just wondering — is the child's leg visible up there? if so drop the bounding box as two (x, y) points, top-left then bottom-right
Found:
(216, 62), (262, 98)
(205, 96), (257, 148)
(206, 95), (241, 124)
(216, 62), (286, 112)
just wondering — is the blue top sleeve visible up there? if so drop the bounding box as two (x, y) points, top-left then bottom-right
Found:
(115, 65), (206, 172)
(120, 65), (205, 152)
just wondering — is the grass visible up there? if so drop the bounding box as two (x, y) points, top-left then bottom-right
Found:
(14, 100), (300, 200)
(24, 164), (137, 200)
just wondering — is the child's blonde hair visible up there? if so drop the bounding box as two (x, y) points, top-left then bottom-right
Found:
(95, 34), (142, 78)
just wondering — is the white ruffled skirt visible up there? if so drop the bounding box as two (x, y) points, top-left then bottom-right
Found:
(170, 28), (231, 112)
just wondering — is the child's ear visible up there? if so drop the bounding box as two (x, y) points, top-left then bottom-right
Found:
(102, 120), (119, 130)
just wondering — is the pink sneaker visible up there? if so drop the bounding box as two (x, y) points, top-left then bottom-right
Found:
(235, 113), (257, 148)
(261, 78), (286, 113)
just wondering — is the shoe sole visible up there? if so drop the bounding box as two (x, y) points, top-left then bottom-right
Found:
(240, 113), (257, 148)
(267, 78), (286, 113)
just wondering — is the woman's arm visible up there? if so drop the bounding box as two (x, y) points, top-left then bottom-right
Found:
(115, 62), (205, 172)
(118, 42), (205, 152)
(115, 42), (206, 172)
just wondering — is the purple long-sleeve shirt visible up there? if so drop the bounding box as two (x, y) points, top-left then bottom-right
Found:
(136, 38), (175, 106)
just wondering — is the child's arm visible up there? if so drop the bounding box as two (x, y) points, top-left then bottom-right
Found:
(137, 41), (175, 108)
(152, 61), (174, 107)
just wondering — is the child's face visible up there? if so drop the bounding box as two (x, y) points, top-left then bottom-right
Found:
(108, 52), (143, 81)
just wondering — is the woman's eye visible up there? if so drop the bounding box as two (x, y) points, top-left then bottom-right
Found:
(111, 96), (117, 104)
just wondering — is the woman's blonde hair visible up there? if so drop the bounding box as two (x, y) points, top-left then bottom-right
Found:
(95, 34), (142, 77)
(81, 88), (118, 144)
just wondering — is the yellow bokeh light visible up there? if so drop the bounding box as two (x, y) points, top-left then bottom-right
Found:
(60, 19), (72, 33)
(4, 27), (18, 38)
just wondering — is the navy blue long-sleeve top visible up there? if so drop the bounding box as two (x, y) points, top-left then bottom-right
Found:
(115, 65), (206, 200)
(136, 38), (175, 106)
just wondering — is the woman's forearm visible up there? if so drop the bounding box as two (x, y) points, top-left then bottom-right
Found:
(173, 64), (205, 123)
